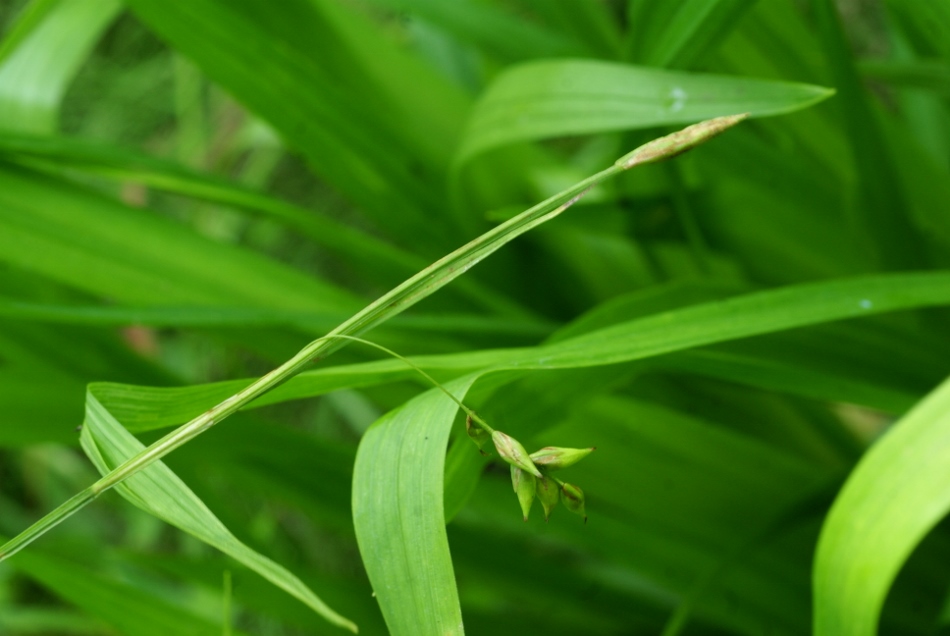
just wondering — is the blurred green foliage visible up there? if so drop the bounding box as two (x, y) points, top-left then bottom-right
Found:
(1, 0), (950, 634)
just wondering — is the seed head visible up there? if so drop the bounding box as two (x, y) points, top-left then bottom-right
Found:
(492, 431), (542, 478)
(511, 466), (537, 521)
(616, 113), (749, 169)
(465, 413), (490, 454)
(560, 482), (587, 524)
(536, 474), (560, 522)
(529, 446), (595, 471)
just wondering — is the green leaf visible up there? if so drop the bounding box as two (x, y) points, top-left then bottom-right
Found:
(0, 297), (554, 338)
(0, 0), (121, 134)
(814, 374), (950, 635)
(0, 0), (61, 68)
(87, 271), (950, 436)
(79, 392), (358, 633)
(456, 59), (833, 165)
(532, 272), (950, 369)
(353, 375), (478, 636)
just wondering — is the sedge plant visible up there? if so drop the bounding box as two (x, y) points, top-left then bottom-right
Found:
(0, 114), (747, 563)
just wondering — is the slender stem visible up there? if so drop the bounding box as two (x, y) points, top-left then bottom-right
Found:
(0, 487), (98, 560)
(326, 336), (494, 432)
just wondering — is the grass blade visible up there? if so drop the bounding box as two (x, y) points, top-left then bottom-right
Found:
(83, 271), (950, 439)
(352, 375), (479, 636)
(0, 0), (61, 67)
(79, 392), (358, 633)
(456, 59), (832, 164)
(814, 375), (950, 635)
(0, 0), (120, 133)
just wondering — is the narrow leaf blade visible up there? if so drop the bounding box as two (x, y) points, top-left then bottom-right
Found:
(456, 59), (833, 164)
(352, 376), (477, 636)
(814, 375), (950, 636)
(80, 392), (358, 633)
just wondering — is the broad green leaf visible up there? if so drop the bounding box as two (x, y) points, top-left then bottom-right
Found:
(814, 374), (950, 635)
(353, 375), (477, 636)
(0, 0), (121, 134)
(546, 278), (745, 342)
(89, 348), (507, 432)
(456, 59), (833, 164)
(79, 392), (358, 633)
